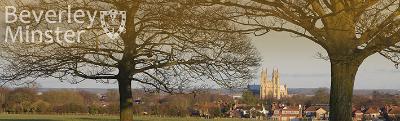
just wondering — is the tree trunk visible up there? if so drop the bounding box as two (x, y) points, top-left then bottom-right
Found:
(118, 78), (133, 121)
(329, 59), (362, 121)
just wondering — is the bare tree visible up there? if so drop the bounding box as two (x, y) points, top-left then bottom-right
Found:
(0, 0), (260, 121)
(191, 0), (400, 120)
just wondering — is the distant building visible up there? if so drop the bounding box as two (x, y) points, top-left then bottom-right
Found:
(304, 106), (319, 118)
(304, 104), (329, 120)
(388, 107), (400, 120)
(232, 95), (242, 100)
(272, 106), (302, 120)
(247, 68), (288, 99)
(364, 108), (380, 120)
(353, 110), (364, 121)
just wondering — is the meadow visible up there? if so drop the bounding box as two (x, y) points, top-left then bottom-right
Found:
(0, 114), (263, 121)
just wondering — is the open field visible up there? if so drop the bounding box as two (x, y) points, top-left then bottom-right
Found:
(0, 114), (264, 121)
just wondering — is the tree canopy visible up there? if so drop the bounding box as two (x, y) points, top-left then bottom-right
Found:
(0, 0), (260, 91)
(0, 1), (261, 120)
(189, 0), (400, 120)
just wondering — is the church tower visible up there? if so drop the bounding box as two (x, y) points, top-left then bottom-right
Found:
(259, 68), (288, 100)
(260, 68), (267, 99)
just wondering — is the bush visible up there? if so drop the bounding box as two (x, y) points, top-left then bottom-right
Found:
(54, 103), (87, 113)
(31, 100), (51, 113)
(88, 105), (100, 114)
(4, 88), (37, 113)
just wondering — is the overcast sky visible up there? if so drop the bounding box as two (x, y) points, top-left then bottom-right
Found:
(1, 11), (399, 89)
(251, 32), (400, 89)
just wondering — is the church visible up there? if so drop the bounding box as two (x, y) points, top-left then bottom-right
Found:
(248, 68), (288, 99)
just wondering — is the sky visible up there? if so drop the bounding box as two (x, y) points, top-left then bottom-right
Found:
(0, 11), (399, 89)
(251, 32), (400, 89)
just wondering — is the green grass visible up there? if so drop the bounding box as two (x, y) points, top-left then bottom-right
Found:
(0, 114), (263, 121)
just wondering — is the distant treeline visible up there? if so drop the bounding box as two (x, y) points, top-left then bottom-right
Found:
(0, 87), (398, 117)
(0, 87), (234, 117)
(0, 88), (119, 114)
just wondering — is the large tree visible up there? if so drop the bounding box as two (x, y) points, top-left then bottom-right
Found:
(193, 0), (400, 120)
(0, 0), (260, 121)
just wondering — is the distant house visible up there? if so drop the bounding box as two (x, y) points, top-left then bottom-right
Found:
(388, 107), (400, 120)
(36, 92), (43, 95)
(231, 95), (242, 100)
(353, 110), (364, 121)
(304, 106), (319, 118)
(233, 104), (268, 119)
(304, 105), (329, 120)
(364, 108), (380, 120)
(272, 106), (302, 121)
(315, 107), (329, 120)
(252, 105), (268, 119)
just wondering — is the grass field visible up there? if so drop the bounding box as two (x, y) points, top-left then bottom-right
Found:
(0, 114), (263, 121)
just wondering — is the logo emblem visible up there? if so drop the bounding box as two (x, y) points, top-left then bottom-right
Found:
(100, 9), (126, 40)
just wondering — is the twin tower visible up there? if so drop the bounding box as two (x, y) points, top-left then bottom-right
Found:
(260, 68), (288, 99)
